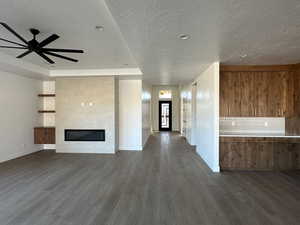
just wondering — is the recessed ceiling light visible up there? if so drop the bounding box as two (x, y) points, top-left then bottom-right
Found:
(178, 34), (190, 40)
(95, 25), (104, 31)
(240, 54), (247, 58)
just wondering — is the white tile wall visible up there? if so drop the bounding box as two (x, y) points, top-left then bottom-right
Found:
(220, 117), (285, 134)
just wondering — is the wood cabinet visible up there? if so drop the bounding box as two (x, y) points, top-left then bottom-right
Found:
(220, 69), (292, 117)
(293, 67), (300, 116)
(34, 127), (55, 144)
(220, 137), (300, 171)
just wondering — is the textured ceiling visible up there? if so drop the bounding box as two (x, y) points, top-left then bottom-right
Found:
(0, 0), (137, 70)
(105, 0), (300, 84)
(1, 0), (300, 84)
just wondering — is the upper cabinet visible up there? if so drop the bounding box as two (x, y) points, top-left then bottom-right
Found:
(220, 66), (298, 118)
(293, 68), (300, 117)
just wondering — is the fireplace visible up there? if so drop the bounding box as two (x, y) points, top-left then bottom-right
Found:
(65, 129), (105, 142)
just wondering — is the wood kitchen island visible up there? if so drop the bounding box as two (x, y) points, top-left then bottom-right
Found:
(220, 134), (300, 171)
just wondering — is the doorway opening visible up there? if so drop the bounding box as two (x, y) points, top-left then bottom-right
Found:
(159, 101), (172, 131)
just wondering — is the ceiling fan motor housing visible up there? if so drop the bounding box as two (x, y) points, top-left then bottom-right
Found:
(30, 28), (40, 37)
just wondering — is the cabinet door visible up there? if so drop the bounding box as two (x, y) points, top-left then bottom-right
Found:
(34, 128), (55, 144)
(46, 128), (55, 144)
(220, 72), (241, 116)
(34, 128), (45, 144)
(286, 71), (295, 117)
(256, 72), (270, 117)
(267, 72), (287, 117)
(273, 143), (298, 170)
(293, 70), (300, 116)
(230, 73), (242, 116)
(220, 72), (229, 117)
(240, 73), (256, 116)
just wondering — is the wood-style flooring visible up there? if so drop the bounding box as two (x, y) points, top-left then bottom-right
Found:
(0, 132), (299, 225)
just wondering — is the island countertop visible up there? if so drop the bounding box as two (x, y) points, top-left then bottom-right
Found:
(219, 132), (300, 143)
(219, 132), (300, 138)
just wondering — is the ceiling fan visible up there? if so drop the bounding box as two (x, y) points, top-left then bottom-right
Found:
(0, 22), (84, 64)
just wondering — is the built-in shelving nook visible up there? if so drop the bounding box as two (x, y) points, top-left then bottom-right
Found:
(34, 81), (56, 149)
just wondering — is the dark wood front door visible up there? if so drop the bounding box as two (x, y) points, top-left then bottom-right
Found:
(159, 101), (172, 131)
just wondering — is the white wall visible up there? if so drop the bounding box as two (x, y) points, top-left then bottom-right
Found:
(180, 84), (193, 144)
(119, 80), (142, 150)
(142, 81), (152, 147)
(56, 77), (118, 154)
(194, 62), (220, 172)
(151, 85), (180, 131)
(0, 71), (42, 163)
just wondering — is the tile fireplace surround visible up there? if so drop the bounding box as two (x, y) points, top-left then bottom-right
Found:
(55, 77), (118, 154)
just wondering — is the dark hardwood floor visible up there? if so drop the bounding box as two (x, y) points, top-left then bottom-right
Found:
(0, 132), (299, 225)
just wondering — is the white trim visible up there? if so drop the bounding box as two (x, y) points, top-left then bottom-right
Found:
(0, 52), (143, 79)
(214, 62), (220, 173)
(49, 68), (143, 77)
(56, 149), (115, 154)
(212, 166), (220, 173)
(142, 135), (150, 148)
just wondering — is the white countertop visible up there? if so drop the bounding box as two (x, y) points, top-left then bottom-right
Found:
(219, 132), (300, 138)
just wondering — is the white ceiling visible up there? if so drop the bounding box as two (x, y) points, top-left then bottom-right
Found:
(1, 0), (300, 84)
(0, 0), (137, 69)
(105, 0), (300, 84)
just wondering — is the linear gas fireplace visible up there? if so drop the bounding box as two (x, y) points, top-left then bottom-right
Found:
(65, 129), (105, 142)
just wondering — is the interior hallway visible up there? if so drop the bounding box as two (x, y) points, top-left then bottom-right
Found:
(0, 132), (299, 225)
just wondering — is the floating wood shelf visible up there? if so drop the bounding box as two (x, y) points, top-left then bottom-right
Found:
(38, 110), (56, 113)
(38, 94), (56, 97)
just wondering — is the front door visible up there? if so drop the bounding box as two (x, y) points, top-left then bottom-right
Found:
(159, 101), (172, 131)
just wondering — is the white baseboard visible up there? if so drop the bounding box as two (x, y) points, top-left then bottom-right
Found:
(142, 135), (150, 148)
(43, 144), (56, 150)
(153, 129), (180, 132)
(195, 149), (220, 173)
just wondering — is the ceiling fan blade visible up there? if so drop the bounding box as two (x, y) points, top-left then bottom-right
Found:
(44, 52), (78, 62)
(0, 45), (27, 49)
(38, 34), (59, 47)
(0, 38), (27, 47)
(17, 50), (33, 58)
(42, 48), (84, 53)
(0, 22), (28, 44)
(35, 51), (55, 64)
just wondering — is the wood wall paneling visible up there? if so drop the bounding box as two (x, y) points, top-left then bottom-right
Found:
(220, 72), (229, 116)
(240, 72), (254, 116)
(220, 64), (294, 72)
(220, 66), (297, 117)
(286, 71), (295, 117)
(294, 68), (300, 116)
(220, 137), (300, 171)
